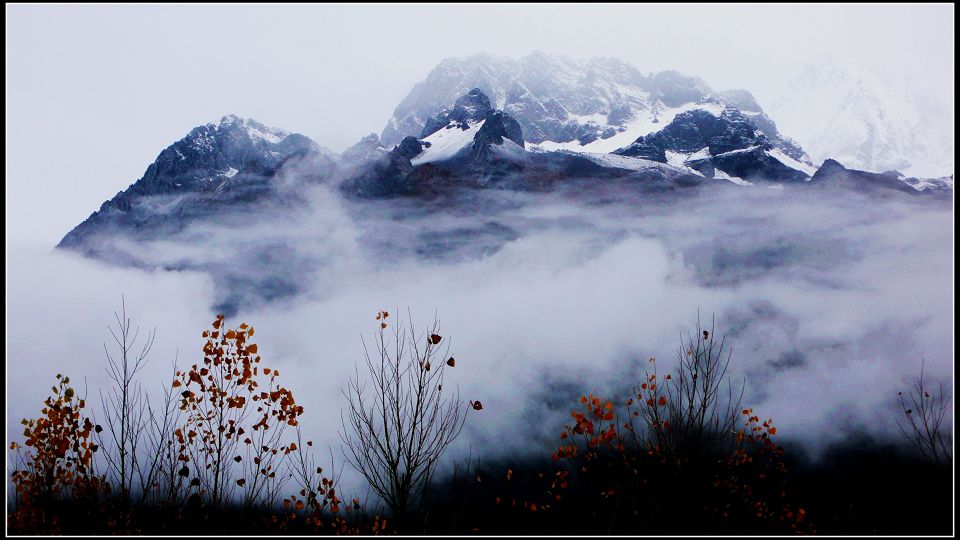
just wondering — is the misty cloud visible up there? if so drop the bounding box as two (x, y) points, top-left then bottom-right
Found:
(7, 176), (953, 499)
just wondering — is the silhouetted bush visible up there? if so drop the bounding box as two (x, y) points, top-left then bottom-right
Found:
(6, 311), (953, 535)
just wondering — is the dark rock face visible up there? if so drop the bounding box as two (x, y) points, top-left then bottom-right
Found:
(810, 159), (920, 194)
(620, 108), (762, 158)
(421, 88), (494, 138)
(470, 110), (525, 162)
(341, 149), (418, 197)
(710, 147), (810, 183)
(804, 159), (953, 195)
(613, 106), (813, 183)
(394, 136), (425, 160)
(711, 89), (809, 162)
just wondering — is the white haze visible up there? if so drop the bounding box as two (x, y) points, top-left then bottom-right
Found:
(7, 180), (954, 497)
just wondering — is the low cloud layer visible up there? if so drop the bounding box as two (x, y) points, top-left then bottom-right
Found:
(7, 182), (953, 496)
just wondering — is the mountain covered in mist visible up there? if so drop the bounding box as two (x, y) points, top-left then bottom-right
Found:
(767, 57), (954, 178)
(58, 54), (952, 312)
(381, 52), (809, 165)
(58, 115), (336, 251)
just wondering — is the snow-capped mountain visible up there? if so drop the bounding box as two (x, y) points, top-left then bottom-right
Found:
(613, 105), (815, 184)
(411, 88), (525, 166)
(58, 115), (330, 250)
(380, 51), (811, 169)
(811, 159), (953, 194)
(767, 57), (954, 177)
(57, 84), (950, 313)
(343, 89), (530, 197)
(61, 62), (953, 255)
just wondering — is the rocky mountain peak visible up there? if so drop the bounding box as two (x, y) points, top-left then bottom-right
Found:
(420, 88), (495, 138)
(452, 88), (493, 119)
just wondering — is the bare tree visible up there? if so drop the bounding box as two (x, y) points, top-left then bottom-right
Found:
(141, 357), (184, 506)
(288, 428), (346, 519)
(95, 296), (156, 504)
(897, 361), (952, 466)
(340, 310), (470, 525)
(631, 315), (744, 460)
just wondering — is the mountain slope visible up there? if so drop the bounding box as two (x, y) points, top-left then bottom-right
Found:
(381, 52), (812, 171)
(57, 89), (950, 313)
(58, 115), (329, 250)
(811, 158), (953, 195)
(767, 57), (954, 177)
(613, 105), (813, 183)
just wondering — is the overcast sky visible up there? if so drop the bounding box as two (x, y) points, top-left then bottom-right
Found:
(5, 3), (954, 246)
